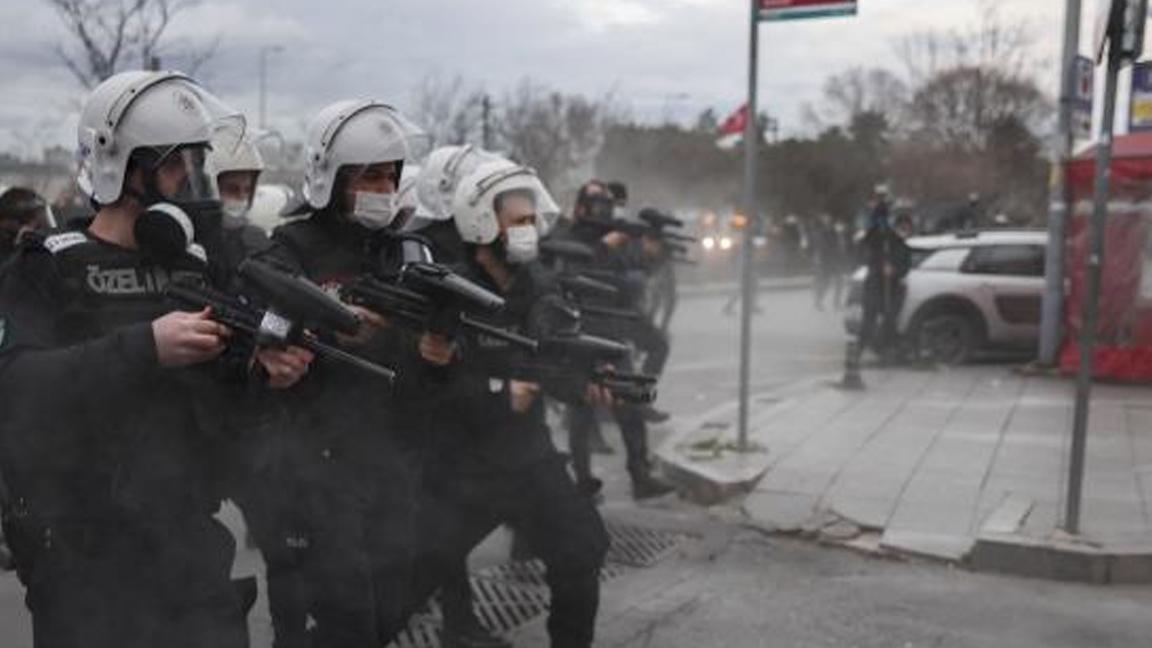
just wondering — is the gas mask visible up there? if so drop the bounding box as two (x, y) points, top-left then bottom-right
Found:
(504, 224), (539, 264)
(581, 195), (616, 222)
(128, 145), (224, 262)
(133, 202), (206, 263)
(350, 191), (398, 230)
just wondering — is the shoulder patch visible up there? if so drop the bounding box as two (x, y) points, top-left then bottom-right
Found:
(42, 231), (89, 255)
(0, 318), (7, 350)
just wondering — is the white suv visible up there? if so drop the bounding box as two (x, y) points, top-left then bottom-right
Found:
(844, 230), (1047, 364)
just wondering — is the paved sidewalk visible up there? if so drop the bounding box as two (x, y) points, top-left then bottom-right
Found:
(657, 365), (1152, 582)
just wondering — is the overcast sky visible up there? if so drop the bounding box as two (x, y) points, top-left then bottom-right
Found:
(0, 0), (1073, 158)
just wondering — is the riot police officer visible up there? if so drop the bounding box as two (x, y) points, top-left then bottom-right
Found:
(257, 99), (452, 648)
(397, 160), (610, 648)
(552, 180), (674, 500)
(0, 70), (310, 648)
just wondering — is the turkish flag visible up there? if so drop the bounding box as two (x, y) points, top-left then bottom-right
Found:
(716, 103), (748, 149)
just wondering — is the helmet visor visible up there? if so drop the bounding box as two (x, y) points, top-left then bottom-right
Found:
(153, 144), (219, 203)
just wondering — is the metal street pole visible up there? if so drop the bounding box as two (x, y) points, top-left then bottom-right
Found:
(737, 0), (761, 451)
(1065, 42), (1122, 535)
(1038, 0), (1082, 366)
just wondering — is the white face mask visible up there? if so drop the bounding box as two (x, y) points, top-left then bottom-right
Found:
(504, 224), (539, 264)
(221, 199), (250, 228)
(350, 191), (397, 230)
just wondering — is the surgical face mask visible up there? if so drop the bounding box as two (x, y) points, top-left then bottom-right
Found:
(504, 224), (539, 264)
(350, 191), (397, 230)
(221, 199), (250, 228)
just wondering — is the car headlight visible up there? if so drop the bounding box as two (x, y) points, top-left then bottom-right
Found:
(702, 236), (716, 251)
(719, 236), (734, 251)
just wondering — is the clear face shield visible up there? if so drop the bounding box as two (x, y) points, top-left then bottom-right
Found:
(131, 83), (247, 207)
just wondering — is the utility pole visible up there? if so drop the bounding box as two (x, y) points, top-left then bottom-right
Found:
(1038, 0), (1082, 366)
(1065, 0), (1147, 534)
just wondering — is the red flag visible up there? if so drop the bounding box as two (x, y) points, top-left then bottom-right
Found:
(716, 103), (748, 149)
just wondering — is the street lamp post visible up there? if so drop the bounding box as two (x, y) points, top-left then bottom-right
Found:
(259, 46), (285, 131)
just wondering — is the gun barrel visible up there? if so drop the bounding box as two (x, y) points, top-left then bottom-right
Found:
(539, 240), (596, 264)
(580, 304), (642, 322)
(459, 313), (540, 353)
(239, 260), (360, 335)
(167, 282), (261, 334)
(301, 334), (396, 383)
(402, 262), (505, 314)
(560, 274), (619, 299)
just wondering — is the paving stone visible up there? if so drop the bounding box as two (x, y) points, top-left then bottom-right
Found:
(980, 493), (1034, 535)
(880, 529), (974, 562)
(823, 495), (894, 530)
(742, 490), (819, 533)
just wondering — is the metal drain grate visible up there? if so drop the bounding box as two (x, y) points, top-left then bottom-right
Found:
(389, 522), (688, 647)
(605, 523), (689, 567)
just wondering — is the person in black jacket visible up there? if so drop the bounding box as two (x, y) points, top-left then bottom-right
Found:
(393, 160), (610, 648)
(255, 99), (454, 648)
(857, 186), (911, 363)
(0, 70), (311, 648)
(549, 180), (674, 501)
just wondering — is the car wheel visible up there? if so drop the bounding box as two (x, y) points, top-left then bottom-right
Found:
(916, 312), (976, 365)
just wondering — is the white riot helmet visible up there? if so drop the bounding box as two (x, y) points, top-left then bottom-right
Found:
(453, 160), (547, 245)
(77, 70), (244, 205)
(419, 145), (562, 232)
(206, 132), (265, 179)
(302, 100), (428, 211)
(416, 145), (502, 221)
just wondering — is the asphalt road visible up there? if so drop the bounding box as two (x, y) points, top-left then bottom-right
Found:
(584, 522), (1152, 648)
(655, 287), (847, 419)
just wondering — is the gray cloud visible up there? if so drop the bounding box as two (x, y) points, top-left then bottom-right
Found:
(0, 0), (1062, 157)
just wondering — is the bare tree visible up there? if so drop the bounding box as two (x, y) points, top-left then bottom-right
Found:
(895, 1), (1040, 87)
(407, 72), (492, 148)
(804, 67), (908, 130)
(45, 0), (218, 87)
(495, 79), (616, 192)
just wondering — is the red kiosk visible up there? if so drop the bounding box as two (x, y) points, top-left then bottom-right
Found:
(1062, 132), (1152, 381)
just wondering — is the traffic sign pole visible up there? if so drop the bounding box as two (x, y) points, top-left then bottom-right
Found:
(737, 0), (761, 452)
(1038, 0), (1081, 366)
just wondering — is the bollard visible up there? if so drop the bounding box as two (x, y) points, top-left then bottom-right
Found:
(840, 339), (865, 390)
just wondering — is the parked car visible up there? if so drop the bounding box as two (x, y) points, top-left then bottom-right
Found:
(844, 230), (1047, 364)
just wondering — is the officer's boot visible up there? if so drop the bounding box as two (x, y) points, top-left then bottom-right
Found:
(618, 407), (676, 500)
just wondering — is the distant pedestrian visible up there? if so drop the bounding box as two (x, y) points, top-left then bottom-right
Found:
(811, 213), (850, 311)
(856, 186), (911, 363)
